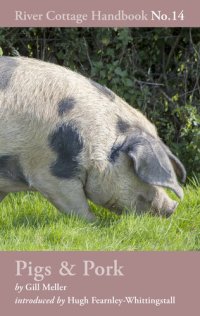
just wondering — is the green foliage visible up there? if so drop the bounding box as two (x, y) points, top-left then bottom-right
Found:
(0, 28), (199, 177)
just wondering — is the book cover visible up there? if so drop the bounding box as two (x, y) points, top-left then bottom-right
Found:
(0, 1), (199, 315)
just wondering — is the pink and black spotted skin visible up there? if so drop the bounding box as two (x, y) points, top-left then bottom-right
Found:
(0, 56), (186, 220)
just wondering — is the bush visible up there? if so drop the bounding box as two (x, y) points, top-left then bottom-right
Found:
(0, 28), (199, 177)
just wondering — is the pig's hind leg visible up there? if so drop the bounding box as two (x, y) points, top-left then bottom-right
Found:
(0, 192), (7, 202)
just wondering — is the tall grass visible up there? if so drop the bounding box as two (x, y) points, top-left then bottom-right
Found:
(0, 182), (199, 251)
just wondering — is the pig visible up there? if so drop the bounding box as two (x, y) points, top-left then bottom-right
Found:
(0, 56), (186, 220)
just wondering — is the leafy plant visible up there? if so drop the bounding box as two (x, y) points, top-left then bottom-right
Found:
(0, 28), (199, 178)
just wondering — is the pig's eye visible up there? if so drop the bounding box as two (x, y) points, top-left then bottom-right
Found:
(137, 194), (152, 204)
(137, 195), (146, 202)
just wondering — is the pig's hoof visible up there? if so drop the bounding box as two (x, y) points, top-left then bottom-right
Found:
(86, 212), (97, 222)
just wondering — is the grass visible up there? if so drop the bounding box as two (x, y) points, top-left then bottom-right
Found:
(0, 179), (200, 251)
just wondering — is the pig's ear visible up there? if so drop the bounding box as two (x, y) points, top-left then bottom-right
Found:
(161, 142), (186, 183)
(121, 132), (185, 199)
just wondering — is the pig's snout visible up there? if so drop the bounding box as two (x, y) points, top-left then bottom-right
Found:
(161, 200), (178, 218)
(151, 188), (180, 218)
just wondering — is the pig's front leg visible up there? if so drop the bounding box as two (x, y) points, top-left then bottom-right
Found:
(31, 172), (96, 221)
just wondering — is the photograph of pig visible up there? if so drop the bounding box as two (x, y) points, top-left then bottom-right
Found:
(0, 56), (186, 220)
